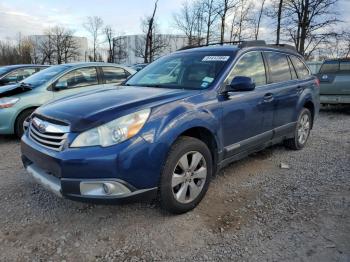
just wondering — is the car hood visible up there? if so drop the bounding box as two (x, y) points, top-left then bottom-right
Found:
(0, 83), (31, 97)
(35, 86), (197, 132)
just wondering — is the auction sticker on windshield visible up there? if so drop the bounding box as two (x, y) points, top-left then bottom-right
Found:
(202, 56), (230, 61)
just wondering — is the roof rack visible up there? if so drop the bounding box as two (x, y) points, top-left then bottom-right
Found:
(177, 40), (267, 51)
(267, 43), (297, 51)
(177, 40), (298, 53)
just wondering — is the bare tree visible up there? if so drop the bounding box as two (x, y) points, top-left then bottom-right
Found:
(202, 0), (219, 44)
(0, 36), (33, 65)
(83, 16), (104, 62)
(217, 0), (238, 44)
(34, 26), (79, 64)
(113, 36), (128, 63)
(143, 0), (159, 63)
(104, 25), (115, 63)
(173, 1), (199, 45)
(284, 0), (340, 57)
(228, 0), (251, 41)
(276, 0), (283, 44)
(134, 33), (169, 63)
(254, 0), (266, 40)
(61, 33), (80, 63)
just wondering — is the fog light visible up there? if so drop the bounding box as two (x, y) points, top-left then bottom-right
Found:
(80, 181), (131, 197)
(102, 182), (115, 195)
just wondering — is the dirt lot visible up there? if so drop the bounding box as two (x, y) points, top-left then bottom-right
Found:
(0, 106), (349, 262)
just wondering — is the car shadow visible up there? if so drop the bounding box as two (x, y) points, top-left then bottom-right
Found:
(0, 134), (18, 143)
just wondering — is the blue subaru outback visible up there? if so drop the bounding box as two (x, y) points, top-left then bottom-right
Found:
(21, 41), (320, 214)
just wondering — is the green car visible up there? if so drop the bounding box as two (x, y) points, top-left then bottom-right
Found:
(317, 58), (350, 105)
(0, 63), (135, 137)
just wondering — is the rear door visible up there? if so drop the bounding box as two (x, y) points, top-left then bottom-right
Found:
(53, 67), (102, 99)
(221, 51), (274, 157)
(264, 52), (300, 135)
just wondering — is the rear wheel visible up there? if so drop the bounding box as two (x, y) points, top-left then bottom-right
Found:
(159, 136), (212, 214)
(15, 109), (34, 138)
(284, 108), (312, 150)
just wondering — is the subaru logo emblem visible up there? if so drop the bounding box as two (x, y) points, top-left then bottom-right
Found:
(38, 123), (46, 133)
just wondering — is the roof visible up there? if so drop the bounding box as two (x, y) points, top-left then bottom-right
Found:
(60, 62), (131, 68)
(0, 64), (48, 69)
(47, 62), (136, 73)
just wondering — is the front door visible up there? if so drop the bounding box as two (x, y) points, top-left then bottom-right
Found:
(221, 51), (274, 158)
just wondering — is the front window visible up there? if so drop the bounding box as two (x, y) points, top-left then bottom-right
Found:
(22, 65), (69, 88)
(55, 67), (98, 89)
(227, 51), (267, 87)
(1, 68), (36, 84)
(126, 52), (233, 90)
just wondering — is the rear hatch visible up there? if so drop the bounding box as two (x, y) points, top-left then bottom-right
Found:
(317, 60), (350, 95)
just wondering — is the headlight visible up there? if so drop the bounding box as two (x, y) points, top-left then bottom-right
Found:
(70, 109), (151, 147)
(0, 97), (20, 108)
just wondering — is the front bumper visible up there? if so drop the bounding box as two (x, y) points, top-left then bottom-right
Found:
(23, 159), (157, 203)
(21, 131), (160, 203)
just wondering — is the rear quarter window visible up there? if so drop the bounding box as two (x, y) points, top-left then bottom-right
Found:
(290, 56), (310, 79)
(319, 60), (339, 74)
(339, 61), (350, 72)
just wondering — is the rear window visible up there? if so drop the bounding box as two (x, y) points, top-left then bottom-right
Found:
(319, 60), (339, 73)
(290, 56), (310, 79)
(339, 61), (350, 71)
(265, 52), (291, 83)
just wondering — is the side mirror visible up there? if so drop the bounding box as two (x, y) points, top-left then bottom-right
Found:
(225, 76), (255, 92)
(53, 81), (68, 91)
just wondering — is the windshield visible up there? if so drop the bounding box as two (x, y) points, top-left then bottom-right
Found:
(21, 65), (69, 87)
(126, 52), (233, 89)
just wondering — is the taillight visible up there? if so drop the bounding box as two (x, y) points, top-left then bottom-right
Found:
(314, 78), (320, 88)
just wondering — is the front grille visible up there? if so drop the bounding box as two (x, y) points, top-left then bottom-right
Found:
(29, 117), (69, 151)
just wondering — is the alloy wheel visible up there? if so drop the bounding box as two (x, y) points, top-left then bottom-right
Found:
(297, 114), (310, 145)
(171, 151), (207, 204)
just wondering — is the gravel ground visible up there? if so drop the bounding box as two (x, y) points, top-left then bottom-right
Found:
(0, 106), (349, 262)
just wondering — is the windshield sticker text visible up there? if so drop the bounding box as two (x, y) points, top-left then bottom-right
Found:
(202, 56), (230, 62)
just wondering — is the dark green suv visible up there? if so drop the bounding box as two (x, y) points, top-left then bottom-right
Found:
(317, 59), (350, 104)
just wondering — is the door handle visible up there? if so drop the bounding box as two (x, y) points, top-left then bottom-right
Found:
(263, 93), (274, 102)
(296, 86), (304, 94)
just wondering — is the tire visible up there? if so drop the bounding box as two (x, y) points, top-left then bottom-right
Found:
(15, 109), (34, 138)
(159, 136), (213, 214)
(284, 108), (312, 150)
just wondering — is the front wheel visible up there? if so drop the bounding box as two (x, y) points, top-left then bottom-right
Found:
(284, 108), (312, 150)
(15, 109), (34, 138)
(159, 136), (213, 214)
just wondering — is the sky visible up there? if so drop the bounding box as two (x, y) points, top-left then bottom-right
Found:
(0, 0), (350, 42)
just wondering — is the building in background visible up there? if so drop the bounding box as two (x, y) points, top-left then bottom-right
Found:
(29, 35), (88, 64)
(113, 34), (187, 65)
